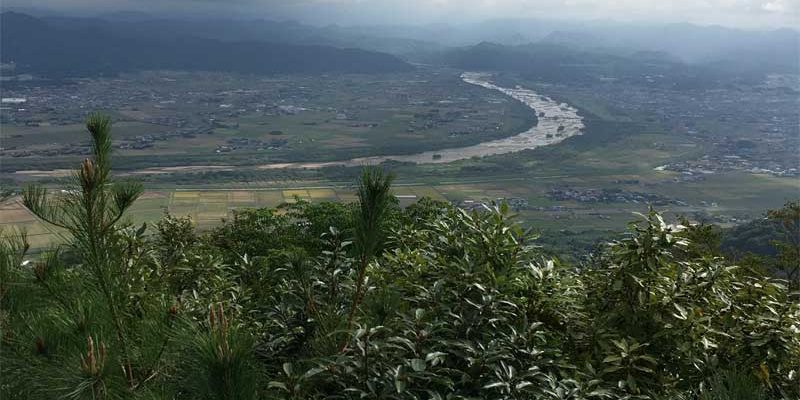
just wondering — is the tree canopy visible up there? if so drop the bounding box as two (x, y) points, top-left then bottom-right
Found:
(1, 115), (798, 399)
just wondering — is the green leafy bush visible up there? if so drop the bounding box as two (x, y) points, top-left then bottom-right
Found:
(1, 115), (798, 399)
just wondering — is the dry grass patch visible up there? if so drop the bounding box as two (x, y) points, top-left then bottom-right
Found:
(230, 191), (256, 203)
(173, 191), (200, 199)
(412, 186), (446, 201)
(283, 190), (311, 203)
(197, 212), (227, 220)
(307, 189), (337, 199)
(200, 192), (228, 202)
(256, 191), (285, 206)
(336, 193), (358, 203)
(0, 206), (37, 224)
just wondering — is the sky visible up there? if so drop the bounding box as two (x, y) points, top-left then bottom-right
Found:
(3, 0), (799, 29)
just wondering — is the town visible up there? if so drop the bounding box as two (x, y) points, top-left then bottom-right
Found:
(536, 73), (799, 177)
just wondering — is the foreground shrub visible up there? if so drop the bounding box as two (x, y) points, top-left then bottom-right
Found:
(1, 115), (797, 399)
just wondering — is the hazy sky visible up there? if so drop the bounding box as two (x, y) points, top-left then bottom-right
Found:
(4, 0), (799, 28)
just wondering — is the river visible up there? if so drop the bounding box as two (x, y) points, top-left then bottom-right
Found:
(14, 73), (584, 178)
(256, 72), (584, 170)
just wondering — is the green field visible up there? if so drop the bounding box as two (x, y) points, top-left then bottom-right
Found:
(4, 167), (796, 253)
(2, 70), (535, 174)
(3, 69), (797, 255)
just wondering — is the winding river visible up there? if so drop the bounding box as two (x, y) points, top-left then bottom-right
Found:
(14, 73), (584, 178)
(256, 72), (584, 170)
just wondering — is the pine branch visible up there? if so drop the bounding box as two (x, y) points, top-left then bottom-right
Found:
(21, 185), (70, 230)
(343, 166), (394, 347)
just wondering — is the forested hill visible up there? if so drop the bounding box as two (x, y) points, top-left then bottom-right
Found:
(538, 24), (800, 75)
(0, 12), (413, 77)
(437, 41), (766, 87)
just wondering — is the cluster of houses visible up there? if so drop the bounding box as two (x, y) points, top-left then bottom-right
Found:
(544, 78), (798, 177)
(548, 187), (686, 206)
(214, 137), (288, 153)
(455, 197), (530, 212)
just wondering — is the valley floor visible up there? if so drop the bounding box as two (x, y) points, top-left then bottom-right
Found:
(3, 70), (797, 254)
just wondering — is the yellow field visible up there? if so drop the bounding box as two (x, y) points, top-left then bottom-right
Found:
(257, 191), (285, 204)
(410, 186), (447, 201)
(307, 188), (337, 199)
(173, 191), (199, 199)
(282, 189), (311, 203)
(0, 204), (35, 223)
(3, 171), (793, 255)
(0, 185), (452, 252)
(230, 191), (256, 203)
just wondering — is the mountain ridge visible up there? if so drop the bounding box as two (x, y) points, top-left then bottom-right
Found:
(0, 12), (414, 77)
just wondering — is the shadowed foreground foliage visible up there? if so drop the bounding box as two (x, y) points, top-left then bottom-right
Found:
(1, 116), (799, 399)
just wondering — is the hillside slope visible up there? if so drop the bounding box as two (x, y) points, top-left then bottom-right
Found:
(1, 12), (414, 77)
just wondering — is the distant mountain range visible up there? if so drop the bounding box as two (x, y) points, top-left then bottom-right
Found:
(0, 12), (413, 77)
(437, 42), (735, 88)
(539, 23), (799, 75)
(2, 11), (796, 80)
(35, 13), (448, 56)
(338, 19), (798, 76)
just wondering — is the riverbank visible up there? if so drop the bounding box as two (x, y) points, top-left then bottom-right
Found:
(15, 72), (584, 177)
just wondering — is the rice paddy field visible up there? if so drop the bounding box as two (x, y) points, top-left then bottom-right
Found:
(3, 169), (796, 253)
(2, 70), (535, 175)
(3, 70), (797, 254)
(0, 183), (447, 251)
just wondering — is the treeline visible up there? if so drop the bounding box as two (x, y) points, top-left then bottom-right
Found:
(1, 116), (798, 399)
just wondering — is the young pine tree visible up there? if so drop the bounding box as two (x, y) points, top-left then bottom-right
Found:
(22, 113), (144, 388)
(344, 166), (395, 332)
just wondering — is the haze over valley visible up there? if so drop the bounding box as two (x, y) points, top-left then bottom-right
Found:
(2, 6), (797, 249)
(2, 1), (800, 398)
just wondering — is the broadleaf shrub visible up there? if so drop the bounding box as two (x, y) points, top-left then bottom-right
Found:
(1, 115), (798, 399)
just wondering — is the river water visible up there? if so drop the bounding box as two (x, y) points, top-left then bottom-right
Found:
(257, 72), (584, 170)
(17, 73), (583, 178)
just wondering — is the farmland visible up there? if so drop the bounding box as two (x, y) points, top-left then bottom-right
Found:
(2, 68), (798, 255)
(3, 167), (796, 254)
(2, 69), (535, 174)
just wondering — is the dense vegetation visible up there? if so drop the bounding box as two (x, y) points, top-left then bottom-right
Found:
(1, 12), (412, 77)
(1, 116), (798, 399)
